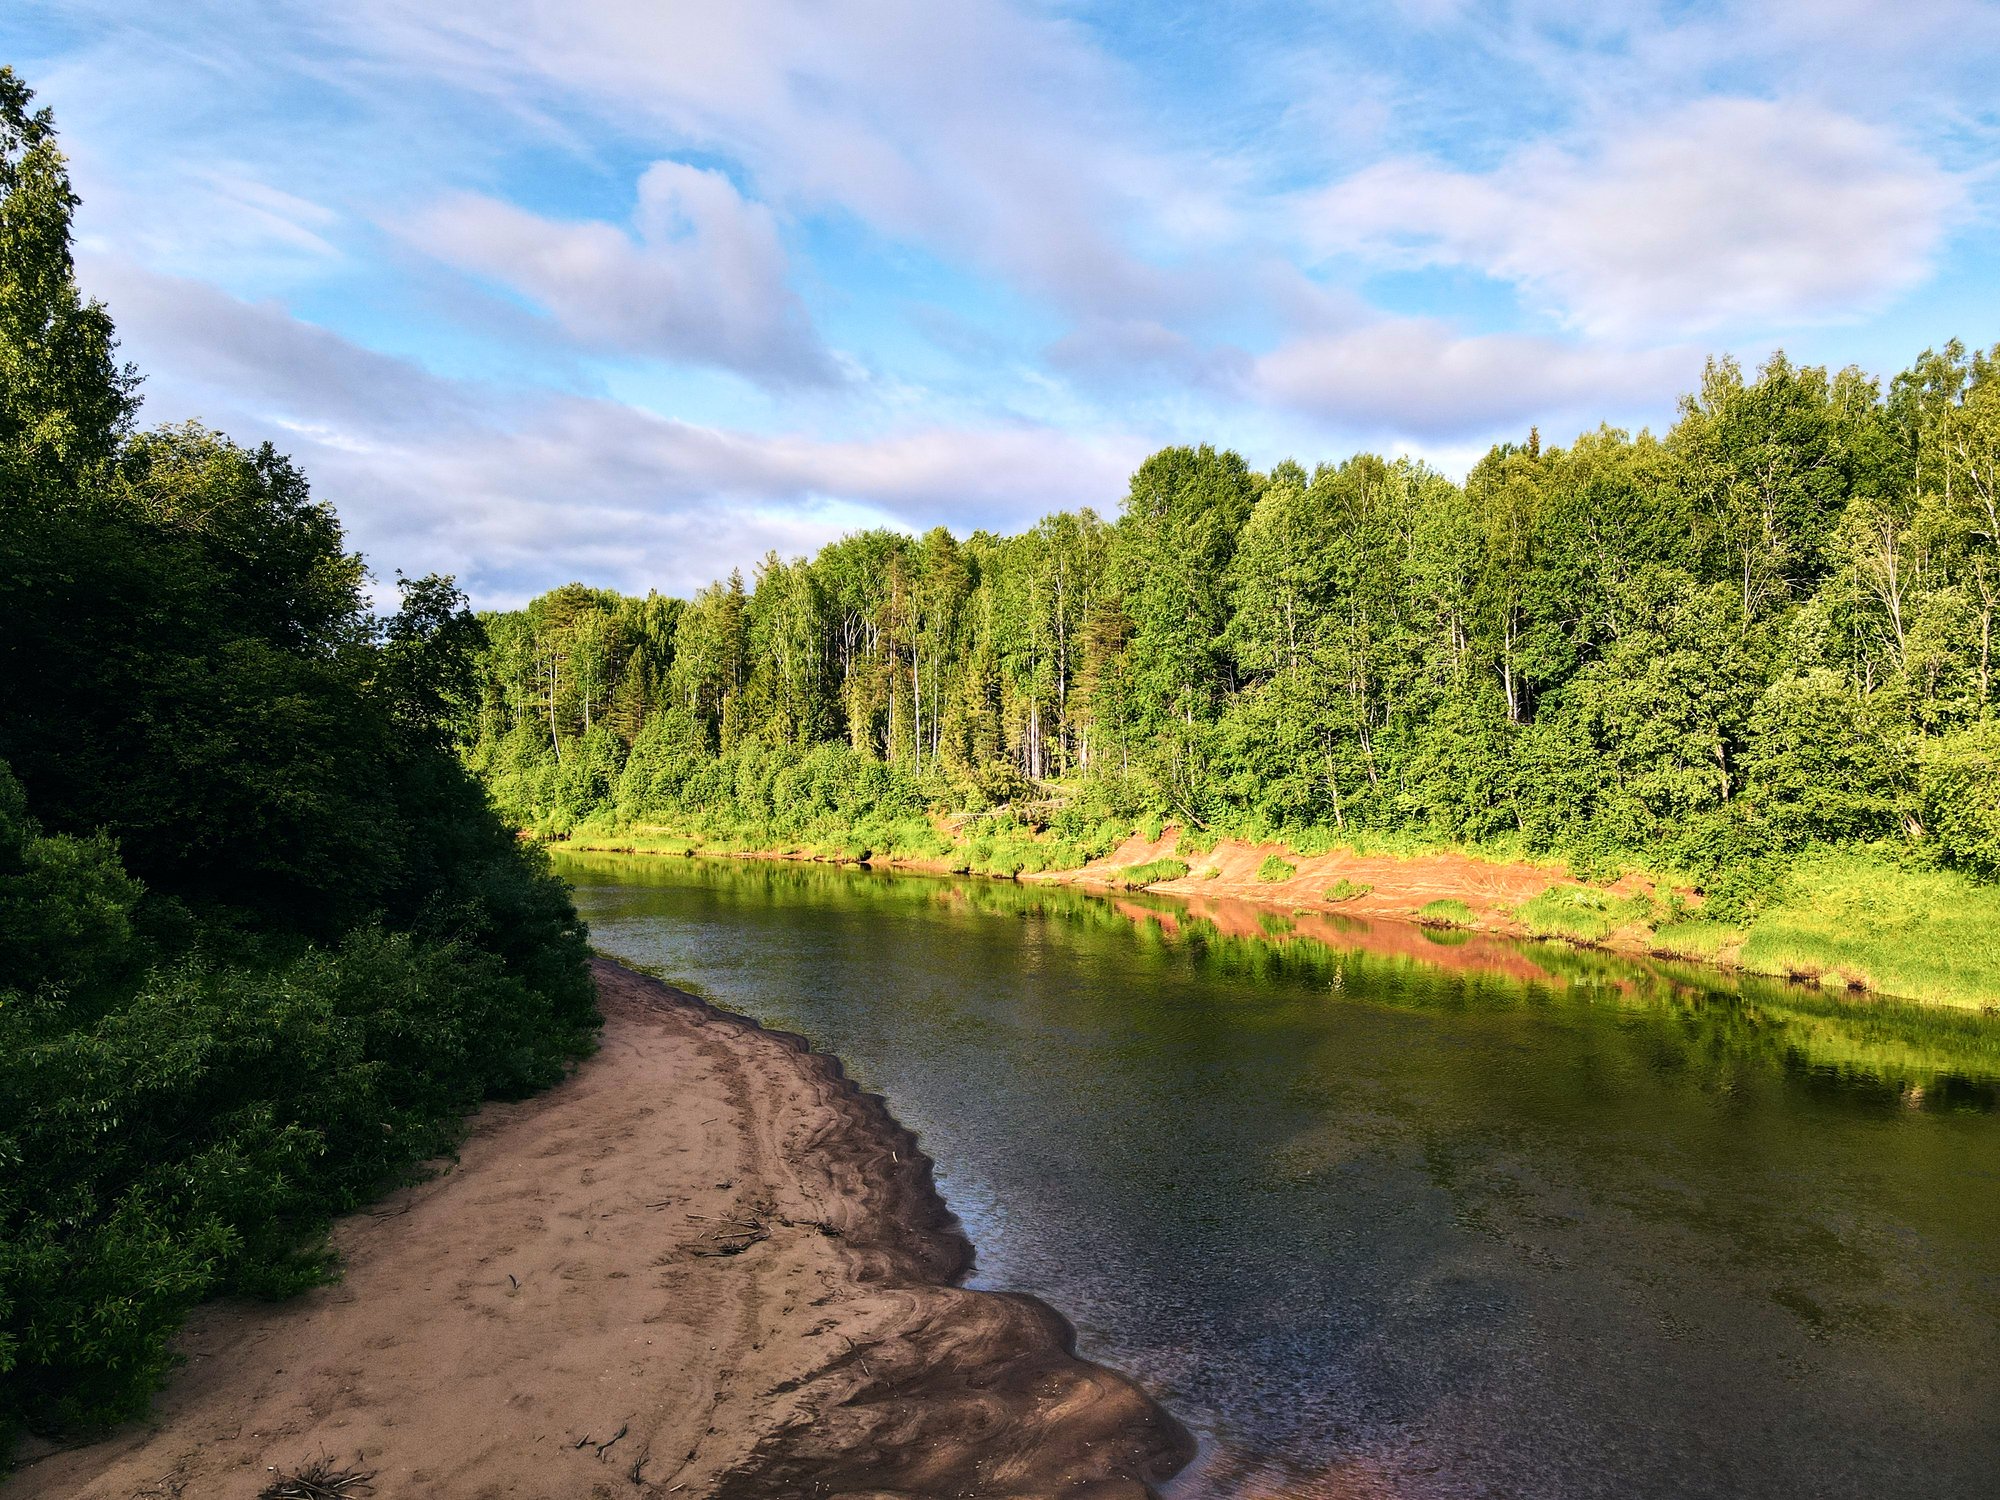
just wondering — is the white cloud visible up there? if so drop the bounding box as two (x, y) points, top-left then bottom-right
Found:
(1045, 317), (1253, 393)
(86, 258), (1140, 604)
(1304, 99), (1962, 337)
(332, 0), (1228, 320)
(1254, 318), (1695, 436)
(405, 162), (837, 386)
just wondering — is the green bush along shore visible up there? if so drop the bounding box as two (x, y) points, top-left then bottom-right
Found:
(0, 73), (595, 1450)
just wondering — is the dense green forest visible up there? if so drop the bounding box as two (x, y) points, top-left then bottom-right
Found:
(0, 72), (595, 1447)
(471, 346), (2000, 915)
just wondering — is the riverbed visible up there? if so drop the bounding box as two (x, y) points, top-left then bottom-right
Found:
(558, 851), (2000, 1499)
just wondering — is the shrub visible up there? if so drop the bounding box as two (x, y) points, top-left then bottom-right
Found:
(1324, 878), (1372, 903)
(1743, 670), (1905, 846)
(1174, 826), (1219, 857)
(1919, 722), (2000, 878)
(1, 924), (592, 1438)
(0, 79), (597, 1452)
(1699, 857), (1791, 924)
(1121, 857), (1189, 888)
(1255, 855), (1296, 883)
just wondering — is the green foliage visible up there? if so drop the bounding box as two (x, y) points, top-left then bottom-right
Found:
(1255, 854), (1296, 882)
(1649, 920), (1742, 962)
(1517, 884), (1654, 943)
(0, 76), (593, 1447)
(1743, 671), (1905, 845)
(1, 929), (589, 1434)
(1917, 721), (2000, 877)
(0, 68), (137, 501)
(1696, 852), (1792, 924)
(1324, 878), (1373, 902)
(1121, 857), (1189, 888)
(1418, 898), (1475, 927)
(465, 332), (2000, 904)
(1737, 852), (2000, 1007)
(1174, 826), (1220, 857)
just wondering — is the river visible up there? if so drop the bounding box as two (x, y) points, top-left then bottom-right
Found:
(555, 851), (2000, 1499)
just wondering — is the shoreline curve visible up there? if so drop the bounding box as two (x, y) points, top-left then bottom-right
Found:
(619, 958), (1198, 1499)
(4, 957), (1193, 1500)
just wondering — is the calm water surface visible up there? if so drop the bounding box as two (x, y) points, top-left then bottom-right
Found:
(556, 852), (2000, 1499)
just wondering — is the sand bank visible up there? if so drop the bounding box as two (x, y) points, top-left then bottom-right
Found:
(6, 959), (1191, 1500)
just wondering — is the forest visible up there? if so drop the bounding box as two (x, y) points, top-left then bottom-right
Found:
(0, 73), (595, 1447)
(471, 344), (2000, 917)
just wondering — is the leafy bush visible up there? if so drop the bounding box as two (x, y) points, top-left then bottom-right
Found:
(1255, 854), (1296, 882)
(1698, 857), (1791, 924)
(1743, 670), (1905, 845)
(0, 75), (595, 1448)
(1174, 826), (1219, 857)
(1918, 722), (2000, 877)
(1121, 857), (1189, 888)
(1, 928), (591, 1435)
(1324, 878), (1372, 902)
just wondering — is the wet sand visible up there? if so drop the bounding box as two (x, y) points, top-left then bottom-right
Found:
(6, 959), (1191, 1500)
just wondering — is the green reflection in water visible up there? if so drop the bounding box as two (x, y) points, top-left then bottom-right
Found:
(568, 851), (2000, 1103)
(556, 850), (2000, 1500)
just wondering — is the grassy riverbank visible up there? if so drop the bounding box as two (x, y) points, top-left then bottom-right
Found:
(551, 819), (2000, 1011)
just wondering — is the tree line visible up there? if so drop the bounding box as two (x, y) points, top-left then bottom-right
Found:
(472, 347), (2000, 904)
(0, 71), (594, 1447)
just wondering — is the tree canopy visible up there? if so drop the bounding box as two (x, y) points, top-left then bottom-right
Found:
(470, 337), (2000, 900)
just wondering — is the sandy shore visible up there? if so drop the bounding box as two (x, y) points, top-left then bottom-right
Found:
(6, 959), (1191, 1500)
(568, 827), (1672, 958)
(1026, 829), (1622, 932)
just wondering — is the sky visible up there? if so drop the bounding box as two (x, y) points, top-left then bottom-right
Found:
(5, 1), (1997, 605)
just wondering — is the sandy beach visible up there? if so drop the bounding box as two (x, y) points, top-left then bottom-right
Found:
(6, 959), (1191, 1500)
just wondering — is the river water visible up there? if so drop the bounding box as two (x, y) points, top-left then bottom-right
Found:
(555, 851), (2000, 1499)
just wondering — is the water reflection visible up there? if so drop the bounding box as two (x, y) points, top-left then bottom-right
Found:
(557, 852), (2000, 1499)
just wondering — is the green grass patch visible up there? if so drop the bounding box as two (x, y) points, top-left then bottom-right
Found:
(1255, 854), (1297, 883)
(561, 830), (702, 856)
(1517, 884), (1661, 943)
(1120, 857), (1190, 888)
(1417, 897), (1474, 928)
(1199, 865), (1221, 880)
(1649, 920), (1743, 962)
(1738, 852), (2000, 1009)
(1324, 878), (1373, 903)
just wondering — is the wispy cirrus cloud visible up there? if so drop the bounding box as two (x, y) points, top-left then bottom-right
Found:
(10, 0), (2000, 607)
(1303, 99), (1964, 338)
(334, 0), (1231, 320)
(87, 258), (1141, 602)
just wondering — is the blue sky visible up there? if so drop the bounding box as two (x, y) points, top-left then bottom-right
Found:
(6, 0), (1997, 604)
